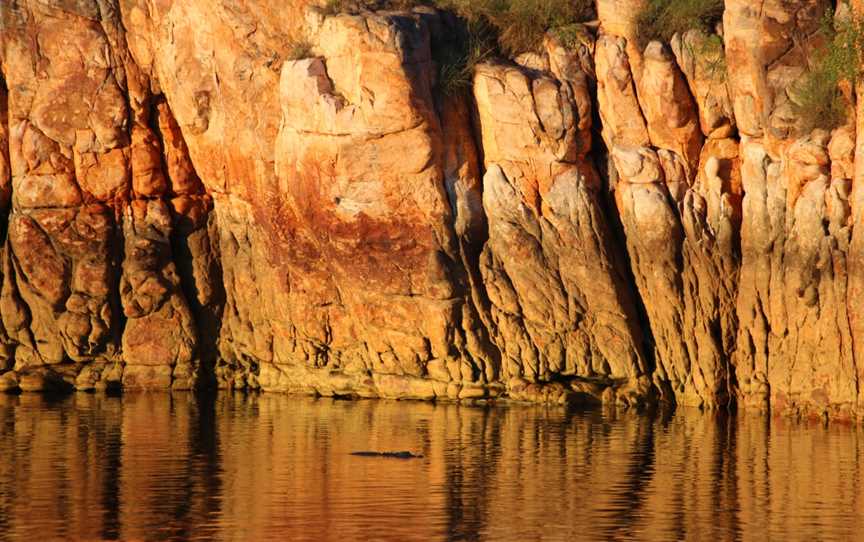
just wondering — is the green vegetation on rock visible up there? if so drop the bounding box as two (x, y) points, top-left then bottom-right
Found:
(432, 18), (497, 96)
(792, 10), (864, 131)
(321, 0), (421, 14)
(436, 0), (594, 56)
(431, 0), (594, 95)
(681, 31), (726, 83)
(318, 0), (595, 55)
(316, 0), (595, 96)
(635, 0), (724, 48)
(551, 23), (592, 50)
(286, 39), (314, 61)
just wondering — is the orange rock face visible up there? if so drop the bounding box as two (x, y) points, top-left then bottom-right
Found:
(0, 0), (863, 418)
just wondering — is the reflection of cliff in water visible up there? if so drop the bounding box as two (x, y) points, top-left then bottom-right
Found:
(1, 394), (863, 540)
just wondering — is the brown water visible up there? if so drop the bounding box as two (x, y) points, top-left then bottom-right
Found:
(0, 393), (862, 541)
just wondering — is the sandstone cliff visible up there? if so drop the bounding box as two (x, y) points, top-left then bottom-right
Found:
(1, 0), (863, 419)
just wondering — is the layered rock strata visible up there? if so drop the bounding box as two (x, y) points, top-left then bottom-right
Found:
(1, 0), (864, 418)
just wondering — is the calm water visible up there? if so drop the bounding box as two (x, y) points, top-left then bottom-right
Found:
(1, 393), (863, 541)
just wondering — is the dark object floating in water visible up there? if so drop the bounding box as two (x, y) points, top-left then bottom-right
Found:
(350, 451), (423, 459)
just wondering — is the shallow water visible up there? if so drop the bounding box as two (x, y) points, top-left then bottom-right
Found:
(1, 393), (863, 541)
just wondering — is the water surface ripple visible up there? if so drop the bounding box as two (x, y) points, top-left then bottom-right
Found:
(0, 393), (861, 541)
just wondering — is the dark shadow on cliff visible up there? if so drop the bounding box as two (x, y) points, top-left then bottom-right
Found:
(149, 97), (226, 390)
(586, 74), (664, 398)
(431, 13), (506, 385)
(0, 74), (12, 243)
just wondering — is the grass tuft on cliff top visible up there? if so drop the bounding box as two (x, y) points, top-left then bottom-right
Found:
(792, 9), (864, 131)
(321, 0), (422, 14)
(322, 0), (594, 55)
(432, 17), (497, 96)
(286, 39), (314, 61)
(436, 0), (594, 56)
(432, 0), (594, 95)
(316, 0), (595, 96)
(634, 0), (724, 48)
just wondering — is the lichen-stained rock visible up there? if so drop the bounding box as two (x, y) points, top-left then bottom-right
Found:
(212, 196), (277, 389)
(679, 139), (742, 404)
(271, 10), (495, 396)
(639, 42), (704, 177)
(155, 101), (204, 197)
(0, 0), (215, 389)
(781, 133), (856, 414)
(2, 204), (119, 370)
(3, 3), (129, 153)
(722, 0), (860, 417)
(1, 0), (128, 370)
(3, 0), (864, 418)
(472, 55), (650, 397)
(671, 30), (736, 139)
(723, 0), (828, 139)
(596, 0), (649, 76)
(596, 0), (643, 42)
(1, 0), (129, 377)
(119, 0), (312, 389)
(611, 147), (686, 398)
(847, 0), (864, 413)
(0, 83), (13, 371)
(120, 199), (197, 389)
(735, 132), (857, 417)
(594, 34), (651, 150)
(119, 0), (499, 397)
(40, 206), (116, 362)
(119, 0), (297, 199)
(0, 80), (11, 217)
(156, 98), (225, 380)
(612, 139), (738, 408)
(598, 12), (739, 407)
(170, 194), (223, 376)
(6, 213), (67, 365)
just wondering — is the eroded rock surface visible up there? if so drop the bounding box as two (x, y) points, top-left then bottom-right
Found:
(473, 39), (650, 404)
(1, 0), (864, 418)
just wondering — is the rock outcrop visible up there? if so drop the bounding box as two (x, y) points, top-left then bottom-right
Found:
(2, 0), (864, 419)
